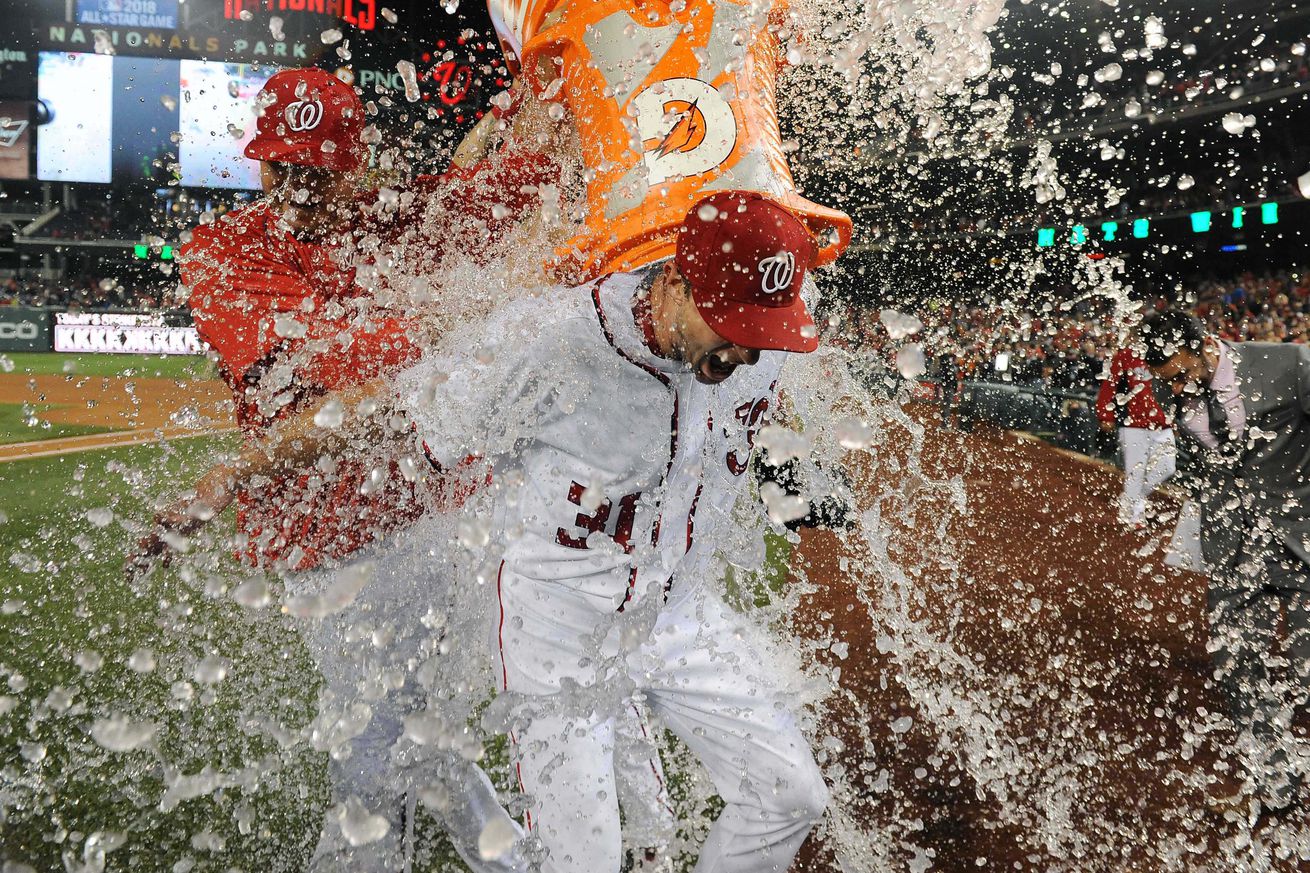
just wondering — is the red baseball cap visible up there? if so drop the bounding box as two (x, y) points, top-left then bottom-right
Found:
(245, 68), (366, 172)
(675, 191), (820, 353)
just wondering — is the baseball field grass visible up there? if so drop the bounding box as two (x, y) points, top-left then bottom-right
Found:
(0, 402), (114, 444)
(0, 434), (339, 872)
(0, 354), (794, 871)
(2, 351), (216, 381)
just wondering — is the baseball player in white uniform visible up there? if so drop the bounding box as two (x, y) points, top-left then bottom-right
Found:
(395, 191), (830, 873)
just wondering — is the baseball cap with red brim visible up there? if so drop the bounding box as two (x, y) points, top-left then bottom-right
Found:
(245, 68), (366, 172)
(674, 191), (820, 354)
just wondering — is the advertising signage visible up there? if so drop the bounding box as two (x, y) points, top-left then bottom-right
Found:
(224, 0), (378, 32)
(77, 0), (179, 30)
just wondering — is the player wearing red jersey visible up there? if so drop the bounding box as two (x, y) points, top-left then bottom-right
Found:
(153, 68), (532, 873)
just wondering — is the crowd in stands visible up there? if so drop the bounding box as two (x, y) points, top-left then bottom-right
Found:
(0, 273), (168, 310)
(903, 265), (1310, 392)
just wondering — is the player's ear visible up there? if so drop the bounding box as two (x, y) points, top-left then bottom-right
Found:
(665, 261), (692, 298)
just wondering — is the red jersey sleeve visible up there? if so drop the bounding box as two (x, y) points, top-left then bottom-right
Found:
(1095, 350), (1123, 426)
(294, 311), (420, 390)
(181, 211), (317, 389)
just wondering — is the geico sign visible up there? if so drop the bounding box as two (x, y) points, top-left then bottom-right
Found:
(0, 321), (38, 339)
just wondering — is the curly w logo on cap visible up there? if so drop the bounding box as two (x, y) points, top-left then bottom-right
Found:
(245, 68), (365, 172)
(675, 191), (820, 354)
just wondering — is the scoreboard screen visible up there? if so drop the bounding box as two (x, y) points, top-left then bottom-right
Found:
(37, 51), (276, 189)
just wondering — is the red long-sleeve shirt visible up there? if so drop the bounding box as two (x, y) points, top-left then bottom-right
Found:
(182, 201), (427, 571)
(1095, 347), (1168, 430)
(181, 153), (558, 571)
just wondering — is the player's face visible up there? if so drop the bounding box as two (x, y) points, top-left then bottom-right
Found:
(262, 161), (357, 237)
(1150, 349), (1210, 397)
(674, 285), (761, 384)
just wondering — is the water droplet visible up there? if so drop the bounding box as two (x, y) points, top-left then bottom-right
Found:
(457, 516), (491, 550)
(127, 649), (156, 673)
(85, 507), (114, 528)
(194, 654), (228, 685)
(313, 400), (344, 430)
(321, 28), (343, 44)
(478, 816), (519, 860)
(396, 61), (421, 102)
(337, 796), (390, 846)
(1221, 112), (1254, 135)
(269, 16), (285, 40)
(759, 482), (810, 525)
(381, 6), (398, 23)
(90, 714), (157, 752)
(895, 344), (927, 379)
(835, 417), (873, 450)
(879, 310), (922, 340)
(232, 578), (271, 609)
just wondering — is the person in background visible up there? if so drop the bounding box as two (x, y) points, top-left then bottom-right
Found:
(1143, 308), (1310, 818)
(1096, 343), (1176, 527)
(150, 68), (530, 873)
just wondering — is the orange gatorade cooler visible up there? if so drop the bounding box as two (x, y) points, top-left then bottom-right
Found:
(486, 0), (852, 280)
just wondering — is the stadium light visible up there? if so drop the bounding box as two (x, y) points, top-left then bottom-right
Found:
(1132, 218), (1150, 238)
(1071, 225), (1088, 245)
(1037, 228), (1056, 248)
(1101, 221), (1118, 242)
(1232, 207), (1244, 229)
(1190, 211), (1212, 233)
(133, 244), (148, 259)
(1261, 202), (1279, 224)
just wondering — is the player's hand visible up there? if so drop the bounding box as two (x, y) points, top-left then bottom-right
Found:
(125, 502), (205, 581)
(124, 465), (237, 581)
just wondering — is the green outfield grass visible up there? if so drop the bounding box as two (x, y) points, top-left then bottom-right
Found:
(0, 430), (782, 871)
(2, 352), (217, 381)
(0, 402), (115, 445)
(0, 436), (536, 872)
(0, 435), (334, 872)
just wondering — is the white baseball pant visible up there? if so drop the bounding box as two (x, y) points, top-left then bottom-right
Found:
(1117, 426), (1176, 525)
(495, 569), (829, 873)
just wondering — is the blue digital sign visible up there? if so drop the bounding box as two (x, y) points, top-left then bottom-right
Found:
(76, 0), (178, 30)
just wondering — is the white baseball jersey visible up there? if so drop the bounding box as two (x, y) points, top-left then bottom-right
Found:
(401, 271), (780, 613)
(400, 270), (827, 873)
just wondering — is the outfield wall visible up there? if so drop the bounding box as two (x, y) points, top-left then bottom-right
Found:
(0, 307), (202, 354)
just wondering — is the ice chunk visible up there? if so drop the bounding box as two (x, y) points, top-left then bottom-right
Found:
(90, 714), (157, 752)
(478, 817), (519, 860)
(896, 344), (928, 379)
(879, 309), (922, 340)
(337, 797), (390, 846)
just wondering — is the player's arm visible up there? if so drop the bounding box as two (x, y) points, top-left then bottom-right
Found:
(126, 379), (393, 577)
(1094, 352), (1120, 431)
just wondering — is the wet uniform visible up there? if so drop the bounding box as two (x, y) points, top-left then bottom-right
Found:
(401, 271), (827, 873)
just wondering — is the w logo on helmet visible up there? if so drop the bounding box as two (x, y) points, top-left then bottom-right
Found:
(757, 252), (796, 296)
(285, 98), (325, 133)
